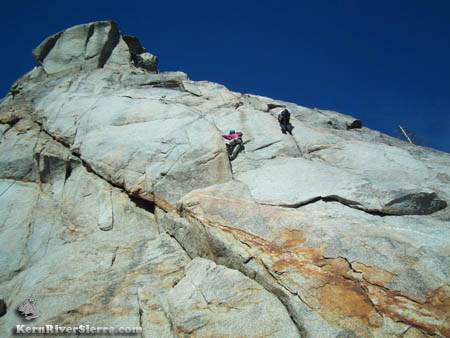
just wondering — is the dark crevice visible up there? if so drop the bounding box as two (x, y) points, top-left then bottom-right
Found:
(400, 326), (433, 338)
(138, 308), (143, 327)
(251, 140), (280, 152)
(139, 81), (182, 90)
(122, 35), (147, 55)
(32, 31), (63, 64)
(64, 161), (72, 182)
(184, 89), (202, 97)
(260, 195), (391, 217)
(33, 153), (41, 181)
(84, 54), (99, 61)
(80, 161), (123, 189)
(122, 35), (158, 73)
(0, 299), (7, 317)
(289, 132), (303, 156)
(305, 145), (332, 154)
(322, 196), (389, 216)
(129, 195), (155, 214)
(10, 88), (21, 98)
(243, 256), (254, 264)
(136, 293), (144, 338)
(335, 256), (358, 274)
(258, 256), (308, 336)
(267, 103), (285, 111)
(151, 82), (182, 90)
(172, 276), (182, 288)
(238, 239), (252, 249)
(361, 208), (399, 217)
(110, 246), (119, 267)
(197, 151), (221, 166)
(85, 24), (95, 47)
(167, 232), (192, 260)
(234, 101), (244, 109)
(97, 21), (120, 68)
(39, 154), (50, 183)
(6, 117), (21, 126)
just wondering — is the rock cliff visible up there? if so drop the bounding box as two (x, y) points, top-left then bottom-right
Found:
(0, 21), (449, 337)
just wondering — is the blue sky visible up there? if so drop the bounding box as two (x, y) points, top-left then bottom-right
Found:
(1, 0), (449, 152)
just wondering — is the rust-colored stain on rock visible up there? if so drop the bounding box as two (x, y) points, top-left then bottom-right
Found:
(320, 257), (353, 276)
(320, 281), (373, 319)
(351, 262), (394, 286)
(182, 208), (450, 336)
(427, 284), (450, 318)
(278, 228), (307, 248)
(368, 285), (450, 337)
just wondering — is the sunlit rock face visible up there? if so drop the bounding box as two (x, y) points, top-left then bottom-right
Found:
(0, 21), (449, 338)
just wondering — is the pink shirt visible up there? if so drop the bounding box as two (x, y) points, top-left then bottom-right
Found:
(222, 132), (243, 140)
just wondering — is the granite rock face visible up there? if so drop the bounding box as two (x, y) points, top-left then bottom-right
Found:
(0, 21), (449, 337)
(32, 21), (157, 74)
(167, 257), (300, 337)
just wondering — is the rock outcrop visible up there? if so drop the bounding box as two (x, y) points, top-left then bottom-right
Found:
(0, 21), (449, 337)
(31, 21), (157, 75)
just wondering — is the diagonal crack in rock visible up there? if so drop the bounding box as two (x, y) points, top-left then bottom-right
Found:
(257, 193), (446, 217)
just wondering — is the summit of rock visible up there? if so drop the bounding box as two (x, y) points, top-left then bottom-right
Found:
(0, 21), (449, 337)
(31, 20), (158, 75)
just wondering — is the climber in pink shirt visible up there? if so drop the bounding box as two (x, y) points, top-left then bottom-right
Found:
(222, 130), (244, 160)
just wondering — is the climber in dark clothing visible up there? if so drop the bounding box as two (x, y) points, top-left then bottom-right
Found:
(278, 109), (293, 135)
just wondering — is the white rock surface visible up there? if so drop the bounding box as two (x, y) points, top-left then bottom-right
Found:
(167, 257), (300, 337)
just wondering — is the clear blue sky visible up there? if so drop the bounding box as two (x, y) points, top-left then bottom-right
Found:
(1, 0), (449, 152)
